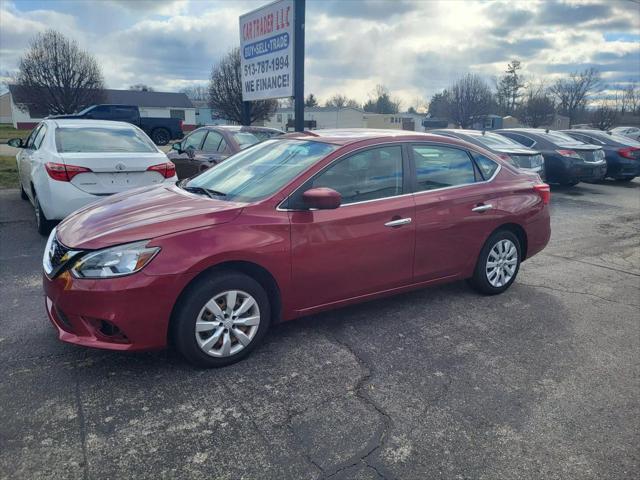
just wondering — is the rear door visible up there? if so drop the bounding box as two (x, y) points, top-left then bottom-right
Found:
(289, 144), (415, 311)
(410, 144), (502, 281)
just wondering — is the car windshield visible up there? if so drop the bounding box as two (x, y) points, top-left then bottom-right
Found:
(55, 127), (157, 153)
(469, 132), (524, 148)
(185, 139), (337, 202)
(540, 130), (586, 144)
(232, 132), (261, 149)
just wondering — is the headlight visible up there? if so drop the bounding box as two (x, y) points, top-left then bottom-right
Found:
(71, 241), (160, 278)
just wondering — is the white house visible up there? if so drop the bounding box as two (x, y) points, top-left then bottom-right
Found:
(263, 106), (365, 130)
(1, 86), (197, 130)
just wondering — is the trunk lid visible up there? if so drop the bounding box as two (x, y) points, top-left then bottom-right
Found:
(60, 152), (171, 194)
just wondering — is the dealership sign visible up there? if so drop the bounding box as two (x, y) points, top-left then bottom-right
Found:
(240, 0), (295, 101)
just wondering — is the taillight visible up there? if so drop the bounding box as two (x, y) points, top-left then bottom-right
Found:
(556, 149), (580, 158)
(147, 162), (176, 178)
(179, 120), (184, 130)
(533, 183), (551, 205)
(45, 162), (92, 182)
(618, 147), (639, 159)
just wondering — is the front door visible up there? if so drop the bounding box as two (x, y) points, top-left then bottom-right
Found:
(171, 129), (207, 179)
(289, 145), (415, 311)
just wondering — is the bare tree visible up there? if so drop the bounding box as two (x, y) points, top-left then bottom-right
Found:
(180, 85), (208, 102)
(15, 29), (106, 115)
(325, 94), (360, 109)
(621, 82), (640, 115)
(590, 100), (619, 130)
(448, 74), (494, 128)
(208, 48), (277, 125)
(495, 60), (525, 115)
(129, 84), (154, 92)
(549, 68), (601, 126)
(516, 81), (556, 127)
(304, 93), (319, 107)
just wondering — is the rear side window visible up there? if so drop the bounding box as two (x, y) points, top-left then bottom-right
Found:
(55, 127), (157, 153)
(202, 131), (224, 152)
(412, 145), (476, 191)
(503, 133), (535, 147)
(473, 154), (499, 180)
(311, 146), (403, 204)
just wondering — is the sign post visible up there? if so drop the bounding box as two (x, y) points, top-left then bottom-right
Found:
(239, 0), (304, 131)
(293, 0), (305, 132)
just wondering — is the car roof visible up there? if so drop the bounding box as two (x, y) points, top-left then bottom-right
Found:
(206, 125), (284, 133)
(47, 119), (137, 129)
(280, 128), (451, 145)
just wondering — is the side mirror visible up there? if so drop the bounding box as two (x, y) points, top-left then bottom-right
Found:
(7, 138), (24, 148)
(171, 142), (182, 153)
(302, 187), (342, 210)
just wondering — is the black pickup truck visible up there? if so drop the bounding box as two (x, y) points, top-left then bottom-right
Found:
(53, 104), (184, 145)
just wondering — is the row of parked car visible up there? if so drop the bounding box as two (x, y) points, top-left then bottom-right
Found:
(431, 127), (640, 185)
(8, 117), (639, 237)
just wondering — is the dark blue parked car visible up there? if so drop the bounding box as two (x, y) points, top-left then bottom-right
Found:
(561, 129), (640, 182)
(495, 128), (606, 186)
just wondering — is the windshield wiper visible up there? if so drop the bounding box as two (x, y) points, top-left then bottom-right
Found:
(182, 185), (226, 198)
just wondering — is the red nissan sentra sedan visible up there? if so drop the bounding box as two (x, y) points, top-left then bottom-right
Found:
(43, 129), (551, 367)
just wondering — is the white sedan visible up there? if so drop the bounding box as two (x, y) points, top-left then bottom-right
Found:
(9, 119), (177, 235)
(611, 126), (640, 142)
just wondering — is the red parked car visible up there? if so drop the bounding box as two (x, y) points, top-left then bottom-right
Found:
(43, 130), (551, 367)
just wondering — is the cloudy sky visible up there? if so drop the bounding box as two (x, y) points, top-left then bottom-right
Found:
(1, 0), (638, 108)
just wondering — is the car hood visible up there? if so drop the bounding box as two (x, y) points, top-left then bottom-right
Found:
(492, 146), (540, 155)
(56, 184), (245, 250)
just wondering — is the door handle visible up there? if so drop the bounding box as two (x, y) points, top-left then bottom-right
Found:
(472, 204), (493, 212)
(384, 217), (412, 227)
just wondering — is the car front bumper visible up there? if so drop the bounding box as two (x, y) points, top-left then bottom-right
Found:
(43, 269), (192, 351)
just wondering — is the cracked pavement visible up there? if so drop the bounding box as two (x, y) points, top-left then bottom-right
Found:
(1, 179), (639, 479)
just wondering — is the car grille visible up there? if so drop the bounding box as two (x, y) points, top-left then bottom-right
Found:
(48, 237), (72, 270)
(510, 154), (544, 169)
(576, 149), (604, 163)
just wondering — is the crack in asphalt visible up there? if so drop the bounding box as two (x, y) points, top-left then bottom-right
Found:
(518, 282), (640, 308)
(74, 379), (90, 480)
(320, 330), (395, 480)
(547, 253), (640, 277)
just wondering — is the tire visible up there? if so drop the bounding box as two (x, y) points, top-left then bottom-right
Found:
(560, 180), (579, 186)
(151, 128), (171, 146)
(173, 271), (271, 368)
(19, 183), (28, 200)
(614, 177), (634, 182)
(468, 230), (521, 295)
(34, 192), (54, 236)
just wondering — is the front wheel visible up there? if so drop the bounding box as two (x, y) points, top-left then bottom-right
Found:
(468, 230), (521, 295)
(173, 271), (271, 368)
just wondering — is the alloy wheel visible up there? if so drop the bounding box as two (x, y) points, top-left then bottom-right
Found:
(485, 239), (518, 288)
(194, 290), (260, 357)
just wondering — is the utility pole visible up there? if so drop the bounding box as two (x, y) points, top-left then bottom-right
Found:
(293, 0), (305, 132)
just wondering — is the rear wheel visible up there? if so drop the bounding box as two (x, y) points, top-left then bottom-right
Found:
(468, 230), (521, 295)
(34, 192), (54, 236)
(151, 128), (171, 145)
(173, 271), (271, 368)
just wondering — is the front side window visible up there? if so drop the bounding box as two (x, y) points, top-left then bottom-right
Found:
(55, 127), (157, 153)
(311, 146), (403, 204)
(186, 139), (337, 203)
(183, 129), (207, 150)
(412, 145), (476, 191)
(25, 124), (43, 149)
(33, 124), (47, 150)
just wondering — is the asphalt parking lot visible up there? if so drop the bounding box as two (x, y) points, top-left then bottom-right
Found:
(1, 180), (638, 480)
